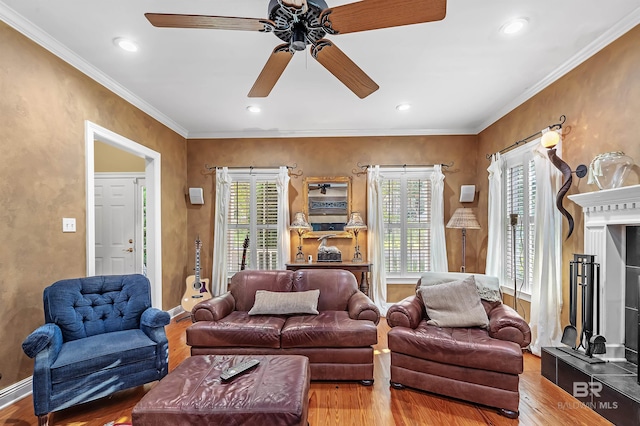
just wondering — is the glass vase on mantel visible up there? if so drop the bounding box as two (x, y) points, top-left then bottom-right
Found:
(588, 151), (634, 190)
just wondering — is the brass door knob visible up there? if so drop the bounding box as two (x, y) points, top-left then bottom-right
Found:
(123, 248), (134, 253)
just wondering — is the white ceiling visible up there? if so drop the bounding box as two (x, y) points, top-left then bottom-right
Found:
(2, 0), (639, 139)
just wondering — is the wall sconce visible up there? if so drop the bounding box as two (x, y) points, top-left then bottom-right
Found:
(290, 212), (311, 263)
(446, 208), (481, 272)
(344, 212), (367, 263)
(540, 116), (587, 240)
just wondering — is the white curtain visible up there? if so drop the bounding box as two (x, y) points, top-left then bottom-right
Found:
(367, 166), (389, 316)
(276, 166), (291, 269)
(486, 153), (505, 280)
(212, 167), (231, 296)
(429, 164), (448, 272)
(529, 145), (563, 356)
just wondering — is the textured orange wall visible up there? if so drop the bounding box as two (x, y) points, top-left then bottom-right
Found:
(477, 24), (640, 324)
(0, 23), (188, 387)
(94, 141), (146, 172)
(186, 135), (480, 287)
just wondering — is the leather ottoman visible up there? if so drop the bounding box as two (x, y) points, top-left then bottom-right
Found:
(132, 355), (310, 426)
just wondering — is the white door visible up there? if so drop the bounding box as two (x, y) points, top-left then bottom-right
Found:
(95, 176), (144, 275)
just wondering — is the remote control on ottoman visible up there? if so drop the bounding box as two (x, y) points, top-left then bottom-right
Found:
(220, 359), (260, 382)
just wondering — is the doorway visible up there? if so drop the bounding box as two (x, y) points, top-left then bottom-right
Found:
(85, 121), (162, 308)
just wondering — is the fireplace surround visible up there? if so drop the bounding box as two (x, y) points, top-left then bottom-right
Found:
(569, 184), (640, 362)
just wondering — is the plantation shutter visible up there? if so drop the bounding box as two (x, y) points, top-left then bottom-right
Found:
(381, 169), (433, 277)
(227, 181), (251, 275)
(505, 156), (536, 295)
(255, 181), (278, 270)
(226, 172), (279, 276)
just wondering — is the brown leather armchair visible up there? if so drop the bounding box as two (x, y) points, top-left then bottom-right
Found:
(386, 273), (531, 418)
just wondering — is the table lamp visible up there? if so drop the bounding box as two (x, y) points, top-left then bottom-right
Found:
(290, 212), (311, 263)
(344, 212), (367, 263)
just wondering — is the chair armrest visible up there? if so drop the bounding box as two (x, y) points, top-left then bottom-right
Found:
(192, 292), (236, 322)
(141, 308), (170, 328)
(386, 296), (424, 329)
(22, 323), (63, 360)
(347, 292), (380, 325)
(488, 304), (532, 348)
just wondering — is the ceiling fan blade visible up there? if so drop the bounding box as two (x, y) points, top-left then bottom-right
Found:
(145, 13), (274, 32)
(312, 40), (378, 99)
(248, 44), (294, 97)
(320, 0), (446, 35)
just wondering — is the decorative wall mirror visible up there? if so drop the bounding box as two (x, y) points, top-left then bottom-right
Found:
(302, 176), (352, 238)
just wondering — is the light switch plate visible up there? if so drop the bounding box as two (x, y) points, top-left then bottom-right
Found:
(62, 218), (76, 233)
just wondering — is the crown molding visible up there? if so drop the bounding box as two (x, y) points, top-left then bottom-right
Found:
(187, 126), (477, 139)
(475, 6), (640, 134)
(0, 2), (189, 138)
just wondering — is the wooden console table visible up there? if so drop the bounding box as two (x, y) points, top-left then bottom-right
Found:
(285, 263), (372, 298)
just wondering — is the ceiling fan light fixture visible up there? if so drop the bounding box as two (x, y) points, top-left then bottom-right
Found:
(113, 37), (138, 52)
(396, 103), (411, 111)
(500, 17), (529, 35)
(246, 105), (261, 113)
(290, 22), (307, 51)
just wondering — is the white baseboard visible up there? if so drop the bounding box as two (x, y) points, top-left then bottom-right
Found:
(0, 306), (185, 411)
(0, 376), (31, 411)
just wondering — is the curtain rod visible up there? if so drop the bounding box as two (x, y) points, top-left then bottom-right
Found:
(204, 163), (303, 177)
(486, 115), (566, 160)
(352, 161), (454, 176)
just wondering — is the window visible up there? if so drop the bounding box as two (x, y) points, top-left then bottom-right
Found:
(226, 171), (278, 277)
(380, 168), (433, 278)
(503, 145), (537, 295)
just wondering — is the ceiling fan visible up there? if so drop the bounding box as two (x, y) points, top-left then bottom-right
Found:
(146, 0), (446, 99)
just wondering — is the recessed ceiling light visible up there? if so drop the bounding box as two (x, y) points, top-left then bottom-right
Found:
(500, 18), (529, 35)
(396, 103), (411, 111)
(113, 37), (138, 52)
(246, 105), (261, 113)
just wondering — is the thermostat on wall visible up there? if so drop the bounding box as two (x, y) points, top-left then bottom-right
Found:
(189, 187), (204, 205)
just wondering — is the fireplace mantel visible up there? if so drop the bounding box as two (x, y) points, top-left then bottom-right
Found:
(569, 184), (640, 215)
(568, 184), (640, 361)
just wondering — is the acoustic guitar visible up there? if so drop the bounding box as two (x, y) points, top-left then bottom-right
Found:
(240, 233), (249, 271)
(181, 236), (211, 312)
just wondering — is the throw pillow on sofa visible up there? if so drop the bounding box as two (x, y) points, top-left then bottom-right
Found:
(417, 276), (489, 328)
(248, 289), (320, 315)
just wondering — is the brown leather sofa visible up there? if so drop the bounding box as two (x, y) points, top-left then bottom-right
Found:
(187, 269), (380, 385)
(386, 273), (531, 418)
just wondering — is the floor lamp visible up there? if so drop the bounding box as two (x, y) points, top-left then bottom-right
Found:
(290, 212), (311, 263)
(446, 208), (481, 272)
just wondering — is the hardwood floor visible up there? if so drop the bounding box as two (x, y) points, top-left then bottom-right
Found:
(0, 318), (612, 425)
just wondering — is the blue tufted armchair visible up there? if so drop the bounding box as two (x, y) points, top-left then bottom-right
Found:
(22, 274), (170, 426)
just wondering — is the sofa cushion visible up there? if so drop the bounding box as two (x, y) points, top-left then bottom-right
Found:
(230, 270), (295, 311)
(44, 274), (152, 341)
(281, 311), (378, 348)
(292, 269), (358, 311)
(248, 289), (320, 315)
(418, 276), (489, 328)
(186, 311), (286, 348)
(418, 272), (502, 302)
(51, 329), (157, 384)
(388, 321), (524, 375)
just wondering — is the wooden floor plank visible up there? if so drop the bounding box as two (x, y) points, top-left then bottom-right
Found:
(0, 318), (613, 425)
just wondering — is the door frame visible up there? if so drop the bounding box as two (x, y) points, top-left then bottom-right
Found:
(94, 172), (146, 274)
(85, 121), (162, 308)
